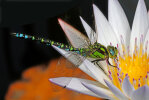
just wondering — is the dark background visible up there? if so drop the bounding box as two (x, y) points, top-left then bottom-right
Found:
(0, 0), (148, 99)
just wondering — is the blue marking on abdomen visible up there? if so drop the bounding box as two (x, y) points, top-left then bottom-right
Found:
(16, 33), (19, 37)
(46, 43), (50, 46)
(25, 35), (28, 39)
(20, 33), (23, 37)
(83, 54), (86, 56)
(65, 49), (69, 51)
(75, 51), (80, 54)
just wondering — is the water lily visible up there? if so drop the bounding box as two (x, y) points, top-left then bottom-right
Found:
(49, 0), (149, 100)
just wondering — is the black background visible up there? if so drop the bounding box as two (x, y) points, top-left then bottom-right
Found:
(0, 0), (148, 99)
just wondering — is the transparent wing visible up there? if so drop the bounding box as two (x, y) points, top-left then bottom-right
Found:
(57, 53), (84, 69)
(65, 52), (85, 66)
(52, 45), (109, 78)
(66, 53), (109, 77)
(58, 18), (90, 48)
(80, 16), (97, 45)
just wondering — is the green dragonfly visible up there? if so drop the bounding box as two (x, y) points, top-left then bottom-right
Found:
(12, 33), (118, 67)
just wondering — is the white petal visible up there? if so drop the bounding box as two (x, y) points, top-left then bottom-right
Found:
(144, 29), (149, 55)
(83, 59), (111, 86)
(104, 80), (129, 100)
(122, 76), (134, 97)
(52, 45), (96, 79)
(80, 16), (97, 44)
(49, 77), (104, 98)
(143, 11), (149, 59)
(93, 4), (120, 47)
(58, 18), (90, 48)
(130, 0), (149, 56)
(108, 0), (130, 47)
(78, 63), (97, 80)
(82, 82), (115, 100)
(131, 85), (149, 100)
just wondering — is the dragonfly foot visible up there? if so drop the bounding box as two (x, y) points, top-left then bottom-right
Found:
(106, 59), (117, 68)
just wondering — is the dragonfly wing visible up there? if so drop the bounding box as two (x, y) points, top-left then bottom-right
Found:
(52, 45), (85, 66)
(58, 18), (90, 48)
(66, 54), (110, 80)
(66, 52), (85, 67)
(52, 45), (97, 78)
(80, 16), (97, 44)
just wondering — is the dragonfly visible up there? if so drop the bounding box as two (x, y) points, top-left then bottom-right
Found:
(12, 32), (118, 67)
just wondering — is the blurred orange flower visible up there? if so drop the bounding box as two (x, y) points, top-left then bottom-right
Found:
(5, 58), (102, 100)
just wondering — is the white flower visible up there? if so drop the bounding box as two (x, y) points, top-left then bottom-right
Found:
(49, 0), (149, 100)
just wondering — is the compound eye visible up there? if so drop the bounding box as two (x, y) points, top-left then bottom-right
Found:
(110, 49), (115, 56)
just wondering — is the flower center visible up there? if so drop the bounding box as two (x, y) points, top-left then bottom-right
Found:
(108, 38), (149, 90)
(119, 49), (149, 89)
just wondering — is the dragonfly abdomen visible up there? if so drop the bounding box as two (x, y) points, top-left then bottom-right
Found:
(12, 33), (82, 54)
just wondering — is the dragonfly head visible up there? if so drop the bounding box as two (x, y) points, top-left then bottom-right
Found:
(107, 45), (118, 59)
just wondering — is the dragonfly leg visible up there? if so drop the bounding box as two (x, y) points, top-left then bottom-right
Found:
(91, 59), (107, 74)
(91, 59), (117, 67)
(91, 60), (100, 66)
(91, 59), (104, 62)
(91, 59), (106, 67)
(106, 58), (117, 67)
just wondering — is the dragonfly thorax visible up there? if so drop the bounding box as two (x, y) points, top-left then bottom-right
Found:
(86, 43), (109, 60)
